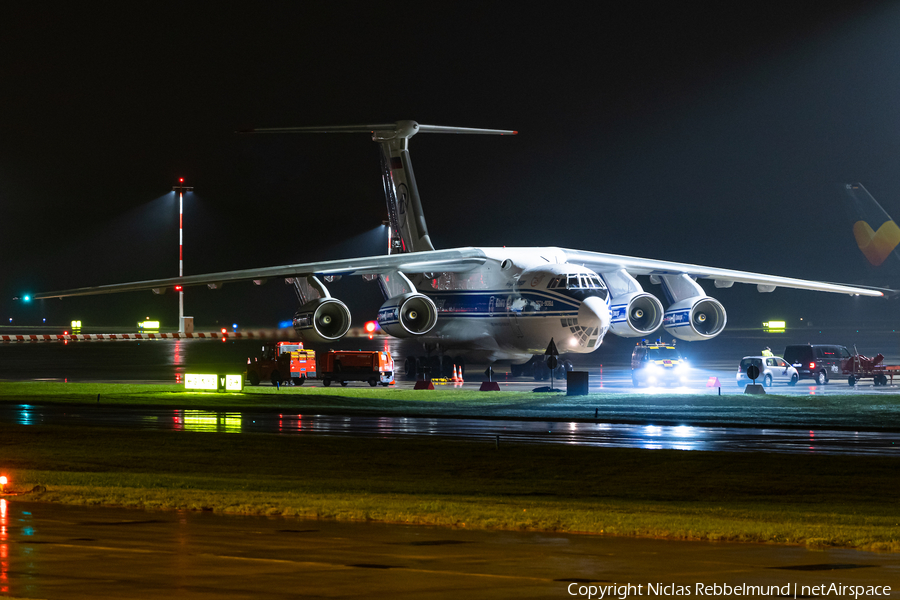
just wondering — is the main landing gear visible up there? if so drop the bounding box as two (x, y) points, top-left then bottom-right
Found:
(510, 356), (573, 381)
(404, 355), (465, 380)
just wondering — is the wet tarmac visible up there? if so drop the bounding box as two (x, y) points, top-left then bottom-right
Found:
(0, 499), (896, 599)
(3, 404), (899, 456)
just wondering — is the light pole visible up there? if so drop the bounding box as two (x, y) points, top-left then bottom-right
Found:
(172, 178), (193, 333)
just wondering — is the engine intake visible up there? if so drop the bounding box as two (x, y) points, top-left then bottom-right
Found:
(377, 293), (437, 337)
(663, 296), (726, 341)
(608, 292), (664, 337)
(292, 298), (351, 342)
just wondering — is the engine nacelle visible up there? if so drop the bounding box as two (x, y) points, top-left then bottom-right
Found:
(377, 293), (438, 337)
(608, 292), (664, 337)
(292, 298), (352, 342)
(663, 296), (727, 341)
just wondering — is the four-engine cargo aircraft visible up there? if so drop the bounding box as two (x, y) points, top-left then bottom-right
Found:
(33, 121), (884, 379)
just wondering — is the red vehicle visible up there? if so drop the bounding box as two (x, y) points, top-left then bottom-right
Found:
(319, 350), (394, 387)
(245, 341), (317, 386)
(845, 347), (895, 386)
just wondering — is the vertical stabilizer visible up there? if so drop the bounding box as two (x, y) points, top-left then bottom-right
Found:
(845, 183), (900, 267)
(240, 120), (516, 254)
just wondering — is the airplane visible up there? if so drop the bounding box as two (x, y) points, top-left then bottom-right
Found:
(31, 121), (884, 380)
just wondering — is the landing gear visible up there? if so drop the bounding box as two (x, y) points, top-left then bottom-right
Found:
(404, 357), (419, 381)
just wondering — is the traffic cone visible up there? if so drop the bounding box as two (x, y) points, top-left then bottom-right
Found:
(452, 364), (460, 382)
(458, 365), (464, 382)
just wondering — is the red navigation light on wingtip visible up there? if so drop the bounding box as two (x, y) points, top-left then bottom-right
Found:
(364, 321), (377, 333)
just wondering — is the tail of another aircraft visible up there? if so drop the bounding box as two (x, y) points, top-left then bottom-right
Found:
(240, 121), (516, 253)
(844, 183), (900, 267)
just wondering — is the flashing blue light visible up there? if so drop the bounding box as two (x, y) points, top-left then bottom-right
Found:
(23, 295), (31, 302)
(278, 320), (292, 329)
(232, 323), (238, 330)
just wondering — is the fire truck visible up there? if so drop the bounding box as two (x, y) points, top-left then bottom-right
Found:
(320, 350), (394, 387)
(245, 341), (316, 386)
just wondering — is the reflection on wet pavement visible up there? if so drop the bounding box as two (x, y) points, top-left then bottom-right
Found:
(2, 404), (898, 456)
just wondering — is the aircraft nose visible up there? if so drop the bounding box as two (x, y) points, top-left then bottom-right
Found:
(578, 296), (611, 342)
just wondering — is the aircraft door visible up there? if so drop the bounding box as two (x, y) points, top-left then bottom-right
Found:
(507, 294), (524, 337)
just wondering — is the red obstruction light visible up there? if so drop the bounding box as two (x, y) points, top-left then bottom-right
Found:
(179, 178), (184, 183)
(174, 285), (183, 291)
(364, 321), (377, 333)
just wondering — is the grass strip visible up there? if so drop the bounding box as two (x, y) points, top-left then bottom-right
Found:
(1, 424), (898, 551)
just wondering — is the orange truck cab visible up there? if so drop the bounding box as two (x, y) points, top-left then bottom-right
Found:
(320, 350), (394, 387)
(245, 341), (317, 386)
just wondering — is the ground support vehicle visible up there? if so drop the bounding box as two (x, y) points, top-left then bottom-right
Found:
(320, 350), (394, 387)
(631, 340), (688, 387)
(736, 356), (798, 387)
(783, 344), (852, 385)
(845, 350), (893, 386)
(245, 342), (316, 386)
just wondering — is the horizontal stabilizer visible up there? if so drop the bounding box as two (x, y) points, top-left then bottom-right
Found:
(238, 120), (517, 136)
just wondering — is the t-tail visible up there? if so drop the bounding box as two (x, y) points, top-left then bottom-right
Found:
(844, 183), (900, 267)
(240, 121), (516, 253)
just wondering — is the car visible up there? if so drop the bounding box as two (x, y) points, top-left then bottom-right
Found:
(631, 340), (689, 387)
(736, 356), (798, 387)
(782, 344), (852, 385)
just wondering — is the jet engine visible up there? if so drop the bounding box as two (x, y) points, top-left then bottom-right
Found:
(663, 296), (726, 341)
(377, 293), (438, 337)
(608, 292), (664, 337)
(292, 298), (352, 342)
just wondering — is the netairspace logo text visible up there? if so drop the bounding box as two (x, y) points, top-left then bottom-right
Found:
(566, 582), (892, 599)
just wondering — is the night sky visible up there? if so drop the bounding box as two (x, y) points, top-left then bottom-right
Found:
(2, 3), (899, 332)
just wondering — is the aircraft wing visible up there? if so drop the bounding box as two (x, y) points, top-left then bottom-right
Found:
(561, 249), (886, 297)
(32, 245), (886, 300)
(33, 248), (488, 299)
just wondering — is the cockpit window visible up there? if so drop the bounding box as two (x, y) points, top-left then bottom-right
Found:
(545, 272), (608, 302)
(565, 274), (605, 290)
